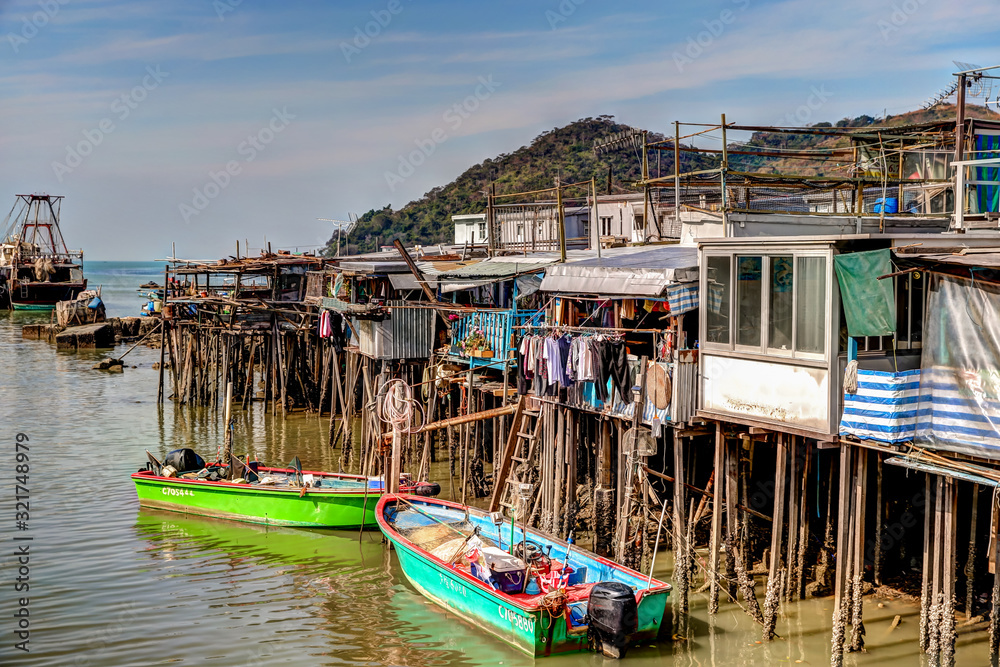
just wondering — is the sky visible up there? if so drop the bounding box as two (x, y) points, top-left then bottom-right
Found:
(1, 0), (998, 260)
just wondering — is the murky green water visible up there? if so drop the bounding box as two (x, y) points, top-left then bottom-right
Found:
(0, 262), (989, 665)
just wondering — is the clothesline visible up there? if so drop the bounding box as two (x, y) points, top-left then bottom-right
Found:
(515, 323), (667, 334)
(551, 294), (670, 303)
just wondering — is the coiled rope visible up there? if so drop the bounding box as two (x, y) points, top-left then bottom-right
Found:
(378, 377), (424, 434)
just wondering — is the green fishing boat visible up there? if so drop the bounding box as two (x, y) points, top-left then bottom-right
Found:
(377, 494), (671, 658)
(133, 449), (439, 529)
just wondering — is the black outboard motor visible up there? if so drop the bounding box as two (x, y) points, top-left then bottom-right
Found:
(587, 581), (638, 659)
(164, 448), (206, 473)
(411, 481), (442, 497)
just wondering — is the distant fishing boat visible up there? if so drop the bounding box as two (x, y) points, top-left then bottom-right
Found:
(1, 193), (86, 310)
(376, 494), (671, 658)
(132, 448), (440, 529)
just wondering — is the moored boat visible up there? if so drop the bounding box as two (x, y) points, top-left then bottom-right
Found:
(132, 449), (440, 529)
(376, 494), (671, 658)
(2, 193), (86, 310)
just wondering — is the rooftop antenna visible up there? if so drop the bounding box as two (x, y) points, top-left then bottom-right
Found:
(925, 61), (1000, 109)
(317, 214), (357, 257)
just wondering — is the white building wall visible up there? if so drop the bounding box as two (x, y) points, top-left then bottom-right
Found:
(452, 214), (487, 246)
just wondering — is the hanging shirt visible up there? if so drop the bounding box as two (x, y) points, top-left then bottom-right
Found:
(556, 335), (573, 388)
(543, 337), (562, 386)
(577, 338), (598, 382)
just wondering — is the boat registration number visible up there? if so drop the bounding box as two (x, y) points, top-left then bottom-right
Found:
(499, 606), (535, 634)
(438, 572), (468, 597)
(162, 487), (195, 497)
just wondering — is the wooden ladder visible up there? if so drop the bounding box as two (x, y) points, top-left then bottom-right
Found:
(489, 397), (543, 517)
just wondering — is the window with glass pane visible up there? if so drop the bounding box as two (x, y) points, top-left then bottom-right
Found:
(736, 256), (762, 347)
(768, 256), (794, 350)
(795, 256), (826, 354)
(706, 256), (731, 344)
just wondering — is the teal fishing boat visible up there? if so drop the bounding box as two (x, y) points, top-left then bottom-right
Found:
(376, 494), (671, 658)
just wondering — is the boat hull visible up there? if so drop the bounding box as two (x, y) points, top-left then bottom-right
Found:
(378, 495), (669, 657)
(10, 280), (87, 310)
(132, 472), (381, 528)
(385, 529), (589, 655)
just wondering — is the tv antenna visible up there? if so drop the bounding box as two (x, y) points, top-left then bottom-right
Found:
(925, 61), (999, 109)
(317, 213), (357, 257)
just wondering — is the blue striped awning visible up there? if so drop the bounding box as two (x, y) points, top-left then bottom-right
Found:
(665, 282), (698, 315)
(840, 369), (921, 444)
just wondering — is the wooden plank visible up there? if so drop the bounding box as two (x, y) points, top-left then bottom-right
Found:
(418, 404), (516, 433)
(487, 396), (525, 512)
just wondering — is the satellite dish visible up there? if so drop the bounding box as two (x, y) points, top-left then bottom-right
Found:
(623, 427), (657, 457)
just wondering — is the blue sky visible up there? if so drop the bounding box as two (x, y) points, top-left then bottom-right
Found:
(1, 0), (998, 260)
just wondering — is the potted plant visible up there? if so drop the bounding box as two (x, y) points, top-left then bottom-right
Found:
(460, 327), (493, 358)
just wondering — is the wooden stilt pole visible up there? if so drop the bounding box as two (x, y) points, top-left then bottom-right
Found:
(709, 423), (725, 615)
(966, 484), (980, 621)
(831, 444), (853, 666)
(849, 448), (867, 653)
(673, 428), (689, 625)
(941, 477), (957, 667)
(157, 264), (168, 403)
(921, 474), (935, 653)
(874, 454), (885, 586)
(989, 486), (1000, 665)
(764, 434), (787, 641)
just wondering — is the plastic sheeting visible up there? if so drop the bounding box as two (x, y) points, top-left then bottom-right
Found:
(916, 274), (1000, 459)
(833, 249), (895, 337)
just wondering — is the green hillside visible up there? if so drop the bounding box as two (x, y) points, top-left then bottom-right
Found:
(328, 116), (716, 254)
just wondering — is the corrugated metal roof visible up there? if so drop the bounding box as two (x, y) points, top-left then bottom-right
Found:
(338, 260), (411, 273)
(540, 245), (698, 296)
(557, 245), (698, 270)
(388, 274), (422, 290)
(438, 258), (557, 279)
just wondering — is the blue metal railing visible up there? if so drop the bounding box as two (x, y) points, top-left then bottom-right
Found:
(450, 309), (535, 365)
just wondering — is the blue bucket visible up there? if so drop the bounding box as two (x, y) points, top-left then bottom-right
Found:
(874, 197), (898, 214)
